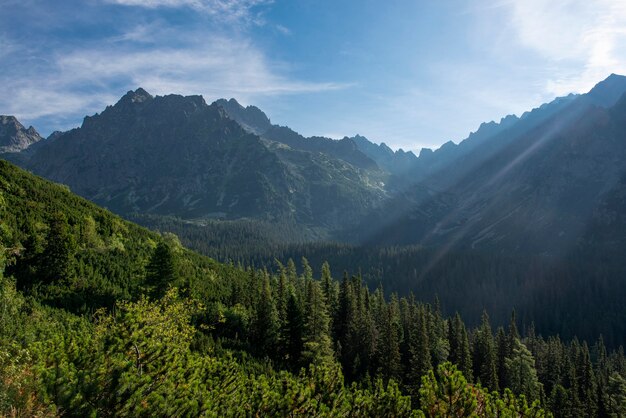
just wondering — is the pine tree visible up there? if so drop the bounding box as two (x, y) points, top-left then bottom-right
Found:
(283, 292), (304, 369)
(41, 211), (76, 283)
(472, 311), (499, 392)
(577, 342), (598, 417)
(408, 304), (431, 396)
(457, 316), (473, 382)
(275, 260), (289, 326)
(377, 294), (402, 382)
(428, 298), (449, 367)
(549, 384), (570, 418)
(334, 272), (358, 380)
(496, 326), (509, 390)
(302, 280), (333, 365)
(606, 372), (626, 417)
(506, 338), (541, 401)
(145, 240), (178, 298)
(253, 272), (279, 359)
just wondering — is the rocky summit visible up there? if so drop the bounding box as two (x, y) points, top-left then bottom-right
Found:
(0, 115), (42, 153)
(14, 89), (386, 231)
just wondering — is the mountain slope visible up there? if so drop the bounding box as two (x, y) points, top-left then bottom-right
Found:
(359, 75), (626, 256)
(16, 89), (384, 231)
(216, 98), (379, 170)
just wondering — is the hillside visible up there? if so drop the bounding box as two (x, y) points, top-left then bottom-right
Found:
(6, 160), (625, 416)
(0, 159), (574, 417)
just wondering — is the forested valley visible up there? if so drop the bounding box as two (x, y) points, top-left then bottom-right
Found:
(2, 160), (626, 417)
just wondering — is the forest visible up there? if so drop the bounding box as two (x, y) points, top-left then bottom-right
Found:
(2, 159), (626, 417)
(134, 214), (626, 349)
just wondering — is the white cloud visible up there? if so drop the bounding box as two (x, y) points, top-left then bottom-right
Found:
(508, 0), (626, 95)
(0, 32), (348, 132)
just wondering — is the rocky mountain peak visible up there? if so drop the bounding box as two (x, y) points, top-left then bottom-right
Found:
(585, 73), (626, 107)
(0, 115), (43, 153)
(214, 98), (272, 135)
(119, 87), (154, 104)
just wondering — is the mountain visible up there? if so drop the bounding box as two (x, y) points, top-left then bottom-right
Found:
(214, 98), (272, 135)
(351, 134), (419, 176)
(358, 74), (626, 256)
(0, 115), (42, 153)
(16, 89), (385, 231)
(215, 98), (379, 170)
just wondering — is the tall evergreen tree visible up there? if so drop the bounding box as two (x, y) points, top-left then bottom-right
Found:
(334, 272), (358, 380)
(252, 272), (279, 359)
(145, 240), (179, 298)
(408, 304), (431, 396)
(506, 338), (541, 401)
(496, 326), (509, 390)
(302, 280), (333, 365)
(606, 372), (626, 417)
(377, 294), (402, 382)
(428, 298), (449, 368)
(41, 211), (76, 283)
(472, 311), (499, 392)
(275, 260), (289, 326)
(283, 292), (305, 369)
(577, 342), (598, 417)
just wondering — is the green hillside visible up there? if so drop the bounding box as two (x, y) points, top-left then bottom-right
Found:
(2, 159), (624, 417)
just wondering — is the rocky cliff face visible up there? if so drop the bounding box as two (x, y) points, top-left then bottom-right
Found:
(17, 89), (385, 230)
(215, 98), (379, 171)
(0, 115), (42, 153)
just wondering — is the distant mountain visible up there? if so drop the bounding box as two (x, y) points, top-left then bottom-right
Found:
(214, 98), (272, 135)
(15, 89), (385, 231)
(0, 115), (42, 153)
(357, 74), (626, 256)
(6, 73), (626, 257)
(350, 134), (419, 176)
(215, 98), (379, 170)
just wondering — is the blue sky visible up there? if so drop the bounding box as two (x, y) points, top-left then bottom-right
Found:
(2, 0), (626, 151)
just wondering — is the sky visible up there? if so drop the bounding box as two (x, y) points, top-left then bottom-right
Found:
(2, 0), (626, 152)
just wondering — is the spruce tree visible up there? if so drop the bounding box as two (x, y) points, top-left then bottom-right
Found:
(496, 326), (509, 390)
(472, 311), (499, 392)
(41, 212), (76, 283)
(145, 240), (178, 298)
(408, 304), (431, 395)
(253, 272), (279, 359)
(283, 292), (304, 369)
(378, 294), (402, 382)
(302, 280), (333, 365)
(506, 338), (541, 400)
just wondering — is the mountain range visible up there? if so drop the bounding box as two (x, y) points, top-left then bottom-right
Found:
(3, 74), (626, 260)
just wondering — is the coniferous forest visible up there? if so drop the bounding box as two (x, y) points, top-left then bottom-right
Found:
(4, 0), (626, 415)
(2, 160), (626, 417)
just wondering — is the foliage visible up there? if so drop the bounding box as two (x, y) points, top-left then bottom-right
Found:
(0, 160), (618, 417)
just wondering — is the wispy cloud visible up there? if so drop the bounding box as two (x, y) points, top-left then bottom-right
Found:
(0, 2), (348, 135)
(0, 30), (348, 133)
(508, 0), (626, 95)
(105, 0), (272, 23)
